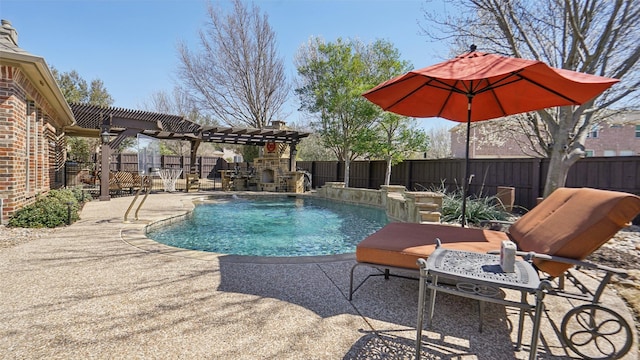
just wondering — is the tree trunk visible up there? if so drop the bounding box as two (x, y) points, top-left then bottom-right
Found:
(543, 109), (582, 197)
(384, 156), (392, 185)
(344, 157), (351, 188)
(544, 148), (572, 197)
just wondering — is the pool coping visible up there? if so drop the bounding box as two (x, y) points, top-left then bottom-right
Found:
(120, 192), (359, 264)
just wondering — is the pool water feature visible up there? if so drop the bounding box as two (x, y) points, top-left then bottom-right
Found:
(147, 196), (389, 257)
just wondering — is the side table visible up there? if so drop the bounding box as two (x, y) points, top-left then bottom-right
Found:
(416, 247), (548, 360)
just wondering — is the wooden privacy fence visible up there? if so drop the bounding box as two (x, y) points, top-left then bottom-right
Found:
(107, 153), (227, 179)
(297, 156), (640, 211)
(70, 154), (639, 211)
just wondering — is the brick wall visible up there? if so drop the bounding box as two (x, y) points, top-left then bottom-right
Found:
(451, 114), (640, 158)
(0, 65), (65, 223)
(585, 122), (640, 156)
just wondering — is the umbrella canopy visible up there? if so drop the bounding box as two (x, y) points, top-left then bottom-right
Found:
(363, 48), (619, 225)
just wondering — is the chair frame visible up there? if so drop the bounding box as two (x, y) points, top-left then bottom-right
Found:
(349, 243), (634, 360)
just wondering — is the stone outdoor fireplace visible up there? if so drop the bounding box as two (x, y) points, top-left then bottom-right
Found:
(254, 156), (290, 192)
(219, 121), (307, 193)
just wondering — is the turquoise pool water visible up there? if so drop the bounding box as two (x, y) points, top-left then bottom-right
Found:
(146, 196), (389, 256)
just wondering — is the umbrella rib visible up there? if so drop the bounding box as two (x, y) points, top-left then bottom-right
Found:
(517, 73), (581, 104)
(369, 73), (428, 110)
(377, 75), (466, 111)
(436, 79), (465, 118)
(471, 71), (582, 105)
(472, 73), (522, 94)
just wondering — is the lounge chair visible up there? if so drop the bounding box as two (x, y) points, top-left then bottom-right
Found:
(349, 187), (640, 359)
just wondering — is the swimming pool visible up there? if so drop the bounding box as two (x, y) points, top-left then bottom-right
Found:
(146, 196), (389, 257)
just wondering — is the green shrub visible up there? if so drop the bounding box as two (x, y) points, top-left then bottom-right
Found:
(8, 188), (87, 228)
(439, 189), (510, 226)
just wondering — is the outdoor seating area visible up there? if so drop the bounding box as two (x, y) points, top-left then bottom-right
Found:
(350, 187), (640, 359)
(219, 154), (306, 193)
(0, 14), (637, 358)
(1, 191), (638, 359)
(106, 171), (147, 194)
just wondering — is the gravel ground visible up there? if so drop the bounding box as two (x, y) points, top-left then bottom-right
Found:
(2, 221), (639, 354)
(0, 225), (61, 249)
(2, 223), (638, 273)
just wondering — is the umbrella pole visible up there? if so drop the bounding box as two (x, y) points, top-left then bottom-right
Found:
(461, 96), (473, 227)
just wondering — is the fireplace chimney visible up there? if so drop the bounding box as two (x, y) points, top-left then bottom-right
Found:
(1, 20), (19, 46)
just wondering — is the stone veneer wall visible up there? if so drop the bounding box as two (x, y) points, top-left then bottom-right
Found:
(0, 65), (63, 223)
(253, 157), (290, 192)
(316, 182), (443, 223)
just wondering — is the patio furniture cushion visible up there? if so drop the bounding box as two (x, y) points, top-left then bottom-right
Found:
(355, 187), (640, 277)
(356, 222), (509, 270)
(509, 187), (640, 277)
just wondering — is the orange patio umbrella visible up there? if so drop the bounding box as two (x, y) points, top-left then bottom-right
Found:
(363, 46), (619, 226)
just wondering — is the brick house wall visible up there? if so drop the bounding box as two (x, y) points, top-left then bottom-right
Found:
(584, 113), (640, 156)
(0, 65), (67, 222)
(451, 112), (640, 158)
(0, 20), (74, 224)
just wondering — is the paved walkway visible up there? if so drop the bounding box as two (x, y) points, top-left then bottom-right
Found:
(0, 193), (637, 359)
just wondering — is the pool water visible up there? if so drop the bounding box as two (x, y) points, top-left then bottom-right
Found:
(147, 196), (389, 256)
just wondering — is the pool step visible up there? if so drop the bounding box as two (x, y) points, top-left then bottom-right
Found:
(416, 202), (441, 223)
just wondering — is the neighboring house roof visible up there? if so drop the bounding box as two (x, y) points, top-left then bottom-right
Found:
(448, 110), (640, 133)
(605, 110), (640, 124)
(449, 110), (640, 158)
(0, 19), (75, 129)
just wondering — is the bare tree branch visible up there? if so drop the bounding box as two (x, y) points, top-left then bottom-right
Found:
(177, 0), (289, 129)
(420, 0), (639, 195)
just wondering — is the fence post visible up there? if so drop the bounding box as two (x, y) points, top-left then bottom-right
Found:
(531, 158), (542, 207)
(406, 160), (413, 190)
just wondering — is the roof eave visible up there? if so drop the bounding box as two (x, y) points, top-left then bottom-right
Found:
(0, 50), (76, 128)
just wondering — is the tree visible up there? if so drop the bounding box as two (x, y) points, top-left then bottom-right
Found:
(177, 0), (288, 129)
(420, 0), (639, 196)
(295, 37), (412, 187)
(357, 114), (429, 185)
(426, 126), (452, 159)
(52, 68), (114, 163)
(296, 133), (337, 161)
(53, 68), (113, 106)
(142, 87), (217, 157)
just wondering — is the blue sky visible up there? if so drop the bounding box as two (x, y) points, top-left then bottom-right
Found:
(2, 0), (457, 130)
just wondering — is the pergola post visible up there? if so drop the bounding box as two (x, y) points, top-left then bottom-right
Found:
(189, 140), (201, 174)
(99, 142), (110, 201)
(289, 143), (297, 172)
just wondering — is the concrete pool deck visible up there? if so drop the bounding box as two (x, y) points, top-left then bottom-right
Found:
(0, 192), (637, 359)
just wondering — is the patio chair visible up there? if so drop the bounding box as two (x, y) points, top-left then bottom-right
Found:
(349, 187), (640, 359)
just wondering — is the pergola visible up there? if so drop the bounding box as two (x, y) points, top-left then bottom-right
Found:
(65, 103), (310, 200)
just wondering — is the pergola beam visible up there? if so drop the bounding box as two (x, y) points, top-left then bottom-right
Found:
(66, 103), (311, 199)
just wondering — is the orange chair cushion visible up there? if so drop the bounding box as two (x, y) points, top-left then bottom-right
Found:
(510, 188), (640, 277)
(356, 222), (509, 270)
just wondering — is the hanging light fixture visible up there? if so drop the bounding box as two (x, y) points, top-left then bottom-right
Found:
(100, 128), (110, 144)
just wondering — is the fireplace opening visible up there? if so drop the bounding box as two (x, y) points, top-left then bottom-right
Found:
(261, 169), (275, 183)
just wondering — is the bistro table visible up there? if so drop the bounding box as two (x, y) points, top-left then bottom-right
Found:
(416, 246), (549, 360)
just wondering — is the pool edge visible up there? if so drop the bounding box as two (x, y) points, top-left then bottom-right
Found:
(121, 192), (360, 264)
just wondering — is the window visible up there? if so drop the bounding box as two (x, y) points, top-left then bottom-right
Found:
(603, 150), (616, 157)
(587, 125), (599, 138)
(584, 150), (594, 157)
(619, 150), (634, 156)
(636, 125), (640, 138)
